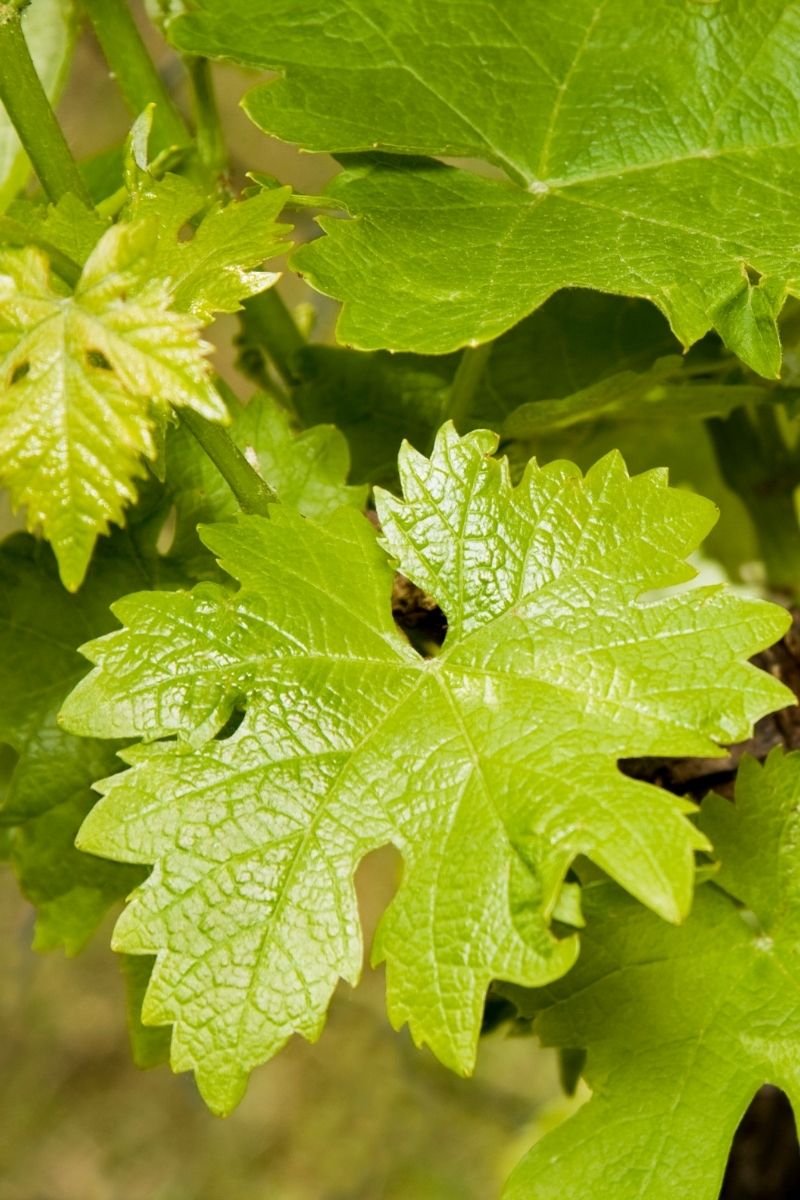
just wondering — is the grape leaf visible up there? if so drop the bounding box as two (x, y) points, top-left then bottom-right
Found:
(7, 190), (109, 268)
(0, 0), (75, 212)
(0, 526), (184, 954)
(504, 749), (800, 1200)
(0, 182), (290, 590)
(126, 175), (290, 321)
(62, 427), (789, 1113)
(165, 390), (367, 574)
(292, 345), (454, 485)
(175, 0), (800, 374)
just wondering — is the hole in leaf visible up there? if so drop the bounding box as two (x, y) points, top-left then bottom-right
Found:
(721, 1085), (800, 1199)
(10, 361), (29, 385)
(392, 574), (447, 655)
(214, 707), (245, 740)
(86, 349), (112, 370)
(744, 262), (763, 287)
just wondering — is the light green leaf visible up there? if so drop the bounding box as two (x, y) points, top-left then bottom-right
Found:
(6, 191), (109, 267)
(175, 0), (800, 374)
(0, 0), (76, 213)
(503, 358), (772, 439)
(0, 182), (290, 590)
(126, 175), (291, 320)
(61, 427), (789, 1113)
(504, 749), (800, 1200)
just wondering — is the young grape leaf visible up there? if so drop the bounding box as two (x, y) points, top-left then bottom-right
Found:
(7, 191), (108, 268)
(175, 0), (800, 374)
(0, 181), (291, 590)
(165, 390), (367, 574)
(126, 175), (290, 321)
(504, 749), (800, 1200)
(62, 427), (789, 1113)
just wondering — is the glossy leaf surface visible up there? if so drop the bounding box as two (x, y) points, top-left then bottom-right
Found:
(62, 428), (789, 1112)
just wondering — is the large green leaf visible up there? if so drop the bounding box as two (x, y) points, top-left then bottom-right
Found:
(504, 750), (800, 1200)
(174, 0), (800, 375)
(61, 427), (789, 1113)
(0, 181), (290, 590)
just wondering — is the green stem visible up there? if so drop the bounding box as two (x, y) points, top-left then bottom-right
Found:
(185, 55), (225, 175)
(241, 288), (306, 391)
(0, 3), (91, 204)
(80, 0), (189, 154)
(447, 342), (493, 430)
(179, 407), (276, 518)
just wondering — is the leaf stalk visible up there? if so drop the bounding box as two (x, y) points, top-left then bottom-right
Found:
(179, 403), (277, 519)
(79, 0), (190, 154)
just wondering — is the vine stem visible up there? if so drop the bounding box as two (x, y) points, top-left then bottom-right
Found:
(241, 288), (307, 394)
(447, 342), (493, 430)
(0, 2), (91, 204)
(185, 55), (225, 175)
(80, 0), (190, 154)
(180, 404), (277, 519)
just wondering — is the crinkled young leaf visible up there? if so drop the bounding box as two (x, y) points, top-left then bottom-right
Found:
(165, 390), (366, 574)
(7, 191), (108, 267)
(504, 749), (800, 1200)
(126, 175), (291, 321)
(176, 0), (800, 374)
(61, 428), (789, 1113)
(0, 181), (290, 590)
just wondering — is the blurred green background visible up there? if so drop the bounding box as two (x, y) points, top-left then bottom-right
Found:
(0, 8), (566, 1198)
